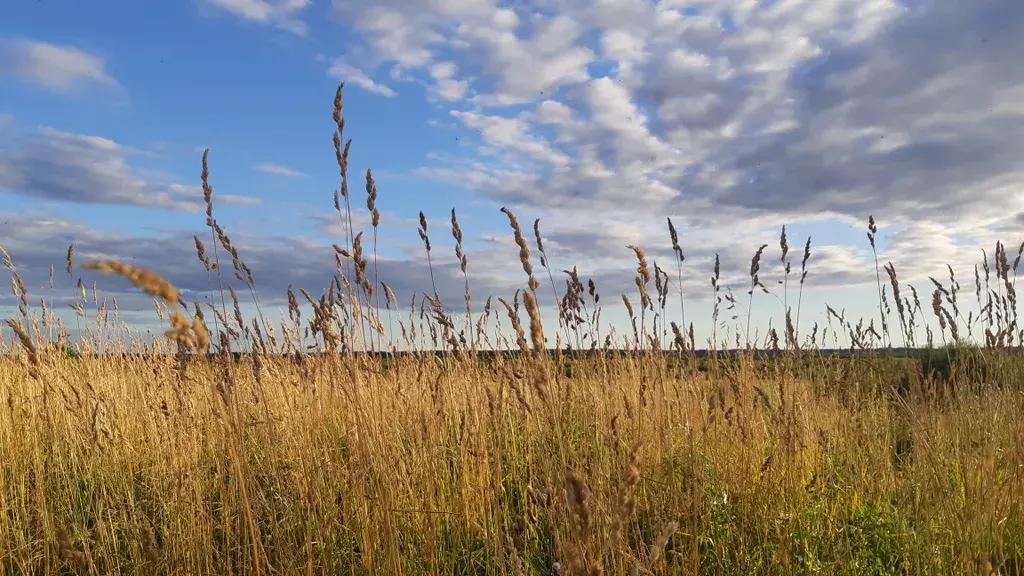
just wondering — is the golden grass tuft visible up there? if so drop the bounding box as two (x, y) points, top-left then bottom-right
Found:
(81, 260), (181, 305)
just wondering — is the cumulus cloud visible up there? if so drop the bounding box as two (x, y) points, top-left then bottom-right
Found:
(324, 0), (1024, 292)
(0, 127), (259, 211)
(428, 61), (469, 102)
(0, 38), (119, 94)
(327, 59), (397, 97)
(203, 0), (311, 35)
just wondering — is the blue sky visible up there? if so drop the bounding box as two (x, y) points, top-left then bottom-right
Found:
(0, 1), (485, 249)
(1, 0), (1023, 350)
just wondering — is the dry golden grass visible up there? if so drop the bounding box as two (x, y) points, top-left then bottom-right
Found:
(1, 83), (1023, 575)
(1, 347), (1021, 574)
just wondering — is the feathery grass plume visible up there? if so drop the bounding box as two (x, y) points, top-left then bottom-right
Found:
(649, 521), (680, 570)
(670, 321), (686, 352)
(800, 237), (811, 281)
(784, 307), (797, 350)
(5, 317), (39, 370)
(80, 260), (208, 350)
(1, 246), (29, 316)
(618, 293), (639, 350)
(450, 208), (473, 350)
(286, 285), (301, 327)
(352, 232), (369, 293)
(780, 225), (791, 305)
(994, 243), (1016, 334)
(229, 285), (244, 332)
(523, 290), (545, 356)
(710, 253), (722, 349)
(610, 442), (642, 545)
(201, 150), (214, 218)
(653, 261), (666, 309)
(778, 226), (795, 351)
(365, 168), (383, 349)
(746, 244), (769, 348)
(332, 243), (351, 260)
(586, 277), (602, 348)
(55, 528), (90, 570)
(947, 263), (962, 322)
(333, 82), (357, 294)
(380, 281), (397, 311)
(380, 279), (398, 352)
(567, 268), (591, 348)
(212, 222), (241, 280)
(975, 262), (984, 324)
(884, 262), (908, 348)
(474, 295), (492, 348)
(1013, 241), (1024, 284)
(656, 265), (670, 347)
(932, 288), (949, 345)
(666, 218), (687, 337)
(82, 261), (180, 305)
(628, 244), (651, 351)
(533, 218), (568, 345)
(866, 215), (888, 348)
(417, 211), (440, 307)
(166, 309), (198, 350)
(499, 297), (530, 355)
(200, 149), (230, 352)
(500, 207), (539, 293)
(905, 283), (921, 346)
(563, 470), (599, 576)
(532, 218), (546, 267)
(627, 245), (651, 309)
(559, 270), (583, 349)
(65, 242), (75, 277)
(194, 235), (212, 272)
(365, 169), (380, 228)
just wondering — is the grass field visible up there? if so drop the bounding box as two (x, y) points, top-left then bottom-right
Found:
(1, 84), (1022, 575)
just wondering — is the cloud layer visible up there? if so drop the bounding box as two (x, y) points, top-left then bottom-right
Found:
(203, 0), (312, 35)
(0, 38), (119, 93)
(0, 127), (259, 211)
(328, 0), (1024, 237)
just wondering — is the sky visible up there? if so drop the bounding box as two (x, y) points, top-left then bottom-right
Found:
(1, 0), (1023, 351)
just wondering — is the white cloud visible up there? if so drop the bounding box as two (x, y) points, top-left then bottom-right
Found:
(345, 5), (440, 68)
(428, 61), (469, 101)
(0, 38), (119, 94)
(254, 163), (309, 177)
(328, 59), (397, 97)
(318, 0), (1024, 306)
(0, 127), (259, 212)
(451, 110), (571, 165)
(168, 184), (263, 206)
(203, 0), (311, 35)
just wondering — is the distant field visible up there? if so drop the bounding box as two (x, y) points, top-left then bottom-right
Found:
(1, 84), (1021, 575)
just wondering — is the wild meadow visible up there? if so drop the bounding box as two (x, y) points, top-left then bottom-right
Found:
(0, 84), (1022, 575)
